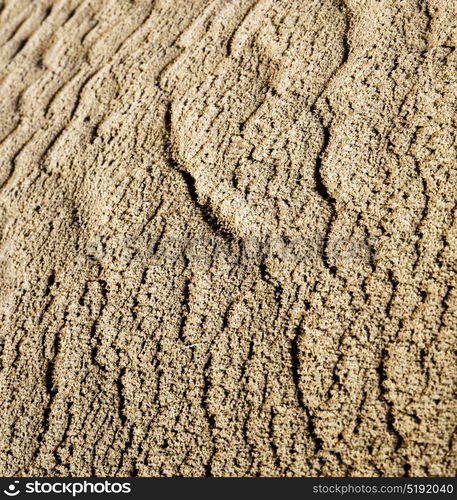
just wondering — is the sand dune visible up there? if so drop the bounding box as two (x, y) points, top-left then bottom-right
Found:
(0, 0), (456, 476)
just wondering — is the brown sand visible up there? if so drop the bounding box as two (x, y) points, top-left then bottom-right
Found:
(0, 0), (456, 477)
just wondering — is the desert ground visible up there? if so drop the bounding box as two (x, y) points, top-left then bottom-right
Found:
(0, 0), (456, 476)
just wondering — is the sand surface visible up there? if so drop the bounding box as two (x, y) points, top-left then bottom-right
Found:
(0, 0), (456, 477)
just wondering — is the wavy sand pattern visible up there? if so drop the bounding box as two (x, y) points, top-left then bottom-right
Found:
(0, 0), (456, 476)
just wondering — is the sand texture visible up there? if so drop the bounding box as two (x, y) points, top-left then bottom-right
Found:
(0, 0), (456, 477)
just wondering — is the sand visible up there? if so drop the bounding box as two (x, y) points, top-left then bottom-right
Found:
(0, 0), (456, 477)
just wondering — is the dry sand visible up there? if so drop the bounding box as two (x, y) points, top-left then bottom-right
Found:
(0, 0), (456, 477)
